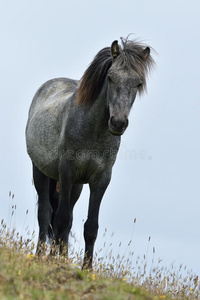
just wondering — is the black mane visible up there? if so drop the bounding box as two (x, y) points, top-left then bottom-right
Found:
(77, 37), (155, 105)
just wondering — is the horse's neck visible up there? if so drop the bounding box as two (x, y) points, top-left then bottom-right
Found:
(69, 88), (120, 150)
(87, 90), (110, 134)
(70, 84), (111, 139)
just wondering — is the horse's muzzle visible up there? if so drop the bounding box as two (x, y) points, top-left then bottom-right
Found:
(108, 116), (129, 135)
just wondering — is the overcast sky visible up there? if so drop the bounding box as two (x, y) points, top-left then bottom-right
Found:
(0, 0), (200, 275)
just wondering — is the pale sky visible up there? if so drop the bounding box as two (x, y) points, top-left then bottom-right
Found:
(0, 0), (200, 275)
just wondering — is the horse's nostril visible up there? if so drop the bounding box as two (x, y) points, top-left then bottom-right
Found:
(110, 116), (128, 131)
(110, 116), (116, 127)
(125, 118), (129, 128)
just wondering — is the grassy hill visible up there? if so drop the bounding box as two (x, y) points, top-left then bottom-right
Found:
(0, 221), (199, 299)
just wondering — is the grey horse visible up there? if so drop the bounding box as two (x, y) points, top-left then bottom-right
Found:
(26, 37), (155, 269)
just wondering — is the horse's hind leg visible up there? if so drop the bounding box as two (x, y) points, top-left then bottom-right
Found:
(48, 179), (59, 239)
(33, 164), (52, 255)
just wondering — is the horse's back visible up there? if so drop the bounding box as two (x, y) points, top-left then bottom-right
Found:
(26, 78), (78, 179)
(28, 78), (78, 115)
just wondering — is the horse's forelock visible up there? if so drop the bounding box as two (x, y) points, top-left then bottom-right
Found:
(77, 37), (155, 105)
(114, 37), (155, 95)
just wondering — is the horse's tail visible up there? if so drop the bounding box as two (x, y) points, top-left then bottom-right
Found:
(48, 179), (59, 240)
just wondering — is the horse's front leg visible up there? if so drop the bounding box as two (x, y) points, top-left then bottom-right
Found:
(83, 171), (111, 269)
(52, 165), (73, 257)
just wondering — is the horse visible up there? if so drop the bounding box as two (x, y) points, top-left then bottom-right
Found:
(25, 37), (155, 269)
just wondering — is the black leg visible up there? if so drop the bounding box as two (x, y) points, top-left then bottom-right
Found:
(52, 166), (83, 256)
(48, 179), (59, 240)
(70, 184), (83, 210)
(59, 184), (83, 255)
(83, 172), (111, 269)
(33, 164), (52, 255)
(53, 182), (71, 255)
(57, 183), (83, 255)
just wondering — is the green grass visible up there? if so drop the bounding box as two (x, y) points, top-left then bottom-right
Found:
(0, 220), (199, 299)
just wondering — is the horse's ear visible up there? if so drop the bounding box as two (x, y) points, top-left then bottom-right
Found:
(111, 40), (120, 59)
(143, 47), (150, 59)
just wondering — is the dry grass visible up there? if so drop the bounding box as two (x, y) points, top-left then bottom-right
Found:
(1, 192), (199, 299)
(0, 219), (200, 300)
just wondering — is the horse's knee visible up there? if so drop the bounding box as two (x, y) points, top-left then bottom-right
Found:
(38, 196), (52, 219)
(84, 219), (98, 245)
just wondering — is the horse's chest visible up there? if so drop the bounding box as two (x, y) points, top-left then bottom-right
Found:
(76, 150), (106, 171)
(63, 135), (120, 183)
(72, 148), (112, 183)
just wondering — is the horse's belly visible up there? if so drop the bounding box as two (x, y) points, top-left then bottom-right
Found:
(26, 139), (59, 180)
(26, 114), (60, 180)
(26, 77), (77, 180)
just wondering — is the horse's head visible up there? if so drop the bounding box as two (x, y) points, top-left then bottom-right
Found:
(77, 37), (154, 135)
(107, 40), (152, 136)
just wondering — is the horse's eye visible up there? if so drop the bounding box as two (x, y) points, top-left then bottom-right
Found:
(137, 83), (143, 89)
(107, 75), (113, 83)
